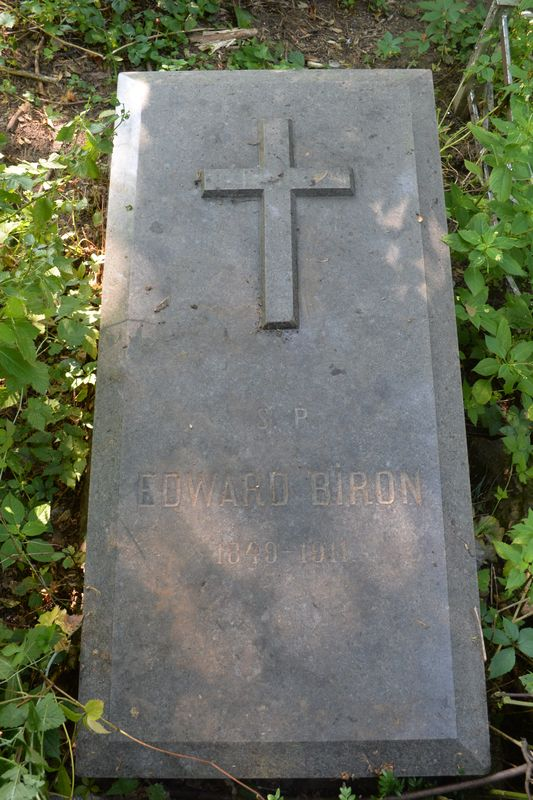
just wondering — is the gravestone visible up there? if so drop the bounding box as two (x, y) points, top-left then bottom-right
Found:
(78, 70), (489, 779)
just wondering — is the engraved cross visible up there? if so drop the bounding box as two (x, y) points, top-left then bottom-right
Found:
(200, 119), (354, 329)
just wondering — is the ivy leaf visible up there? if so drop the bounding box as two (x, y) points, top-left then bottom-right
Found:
(488, 647), (515, 679)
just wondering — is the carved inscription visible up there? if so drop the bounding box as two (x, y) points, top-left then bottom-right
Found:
(138, 469), (423, 508)
(216, 540), (349, 566)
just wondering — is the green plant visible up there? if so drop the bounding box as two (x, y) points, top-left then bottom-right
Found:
(0, 108), (110, 795)
(0, 112), (118, 601)
(398, 0), (485, 62)
(17, 0), (221, 67)
(480, 509), (533, 679)
(0, 610), (82, 799)
(146, 784), (171, 800)
(339, 784), (356, 800)
(267, 791), (283, 800)
(446, 94), (533, 486)
(375, 31), (403, 58)
(227, 40), (304, 69)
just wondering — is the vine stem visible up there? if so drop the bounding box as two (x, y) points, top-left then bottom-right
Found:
(43, 678), (266, 800)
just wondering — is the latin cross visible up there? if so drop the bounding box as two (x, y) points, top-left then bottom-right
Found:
(200, 119), (354, 329)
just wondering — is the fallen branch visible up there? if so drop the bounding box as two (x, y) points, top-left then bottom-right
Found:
(0, 66), (59, 84)
(7, 101), (30, 131)
(33, 23), (105, 59)
(188, 27), (258, 43)
(111, 26), (257, 56)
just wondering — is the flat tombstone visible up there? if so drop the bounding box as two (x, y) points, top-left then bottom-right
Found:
(78, 70), (489, 779)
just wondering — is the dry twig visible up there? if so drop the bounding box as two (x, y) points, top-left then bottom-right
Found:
(0, 65), (59, 84)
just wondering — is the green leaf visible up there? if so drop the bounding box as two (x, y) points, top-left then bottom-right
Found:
(472, 378), (492, 405)
(474, 358), (499, 376)
(86, 717), (111, 734)
(517, 628), (533, 658)
(464, 159), (482, 179)
(21, 520), (48, 536)
(33, 693), (66, 731)
(0, 346), (49, 393)
(1, 493), (25, 525)
(494, 540), (523, 564)
(458, 229), (482, 245)
(0, 700), (29, 728)
(56, 121), (76, 142)
(469, 124), (501, 150)
(57, 318), (91, 347)
(499, 252), (525, 276)
(489, 166), (512, 202)
(511, 341), (533, 362)
(30, 503), (51, 526)
(85, 698), (105, 721)
(502, 616), (519, 641)
(54, 765), (72, 798)
(488, 646), (515, 678)
(60, 702), (84, 723)
(106, 778), (140, 795)
(486, 319), (511, 358)
(505, 567), (528, 592)
(233, 4), (254, 27)
(147, 786), (170, 800)
(26, 539), (58, 563)
(463, 266), (485, 295)
(490, 627), (511, 646)
(12, 319), (38, 364)
(3, 296), (26, 319)
(32, 196), (54, 226)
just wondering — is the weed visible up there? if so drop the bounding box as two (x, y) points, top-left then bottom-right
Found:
(375, 32), (403, 58)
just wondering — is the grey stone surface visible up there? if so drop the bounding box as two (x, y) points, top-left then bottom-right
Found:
(77, 70), (489, 779)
